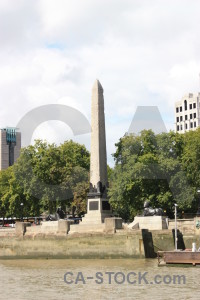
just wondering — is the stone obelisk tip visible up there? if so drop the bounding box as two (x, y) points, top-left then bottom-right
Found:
(92, 79), (103, 91)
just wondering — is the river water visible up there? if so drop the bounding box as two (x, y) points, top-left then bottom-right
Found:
(0, 258), (199, 300)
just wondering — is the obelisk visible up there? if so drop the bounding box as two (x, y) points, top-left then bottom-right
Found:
(90, 79), (108, 191)
(69, 80), (112, 234)
(81, 79), (112, 224)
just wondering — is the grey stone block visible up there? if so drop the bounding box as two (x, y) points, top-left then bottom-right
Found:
(104, 217), (123, 233)
(15, 222), (31, 236)
(58, 220), (73, 234)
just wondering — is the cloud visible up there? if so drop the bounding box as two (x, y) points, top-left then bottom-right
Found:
(0, 0), (200, 166)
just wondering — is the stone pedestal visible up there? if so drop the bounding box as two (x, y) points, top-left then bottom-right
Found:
(128, 216), (168, 231)
(82, 198), (112, 224)
(57, 220), (73, 235)
(15, 222), (31, 236)
(104, 217), (123, 233)
(69, 198), (112, 234)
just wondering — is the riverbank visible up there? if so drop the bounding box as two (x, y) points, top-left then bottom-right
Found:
(0, 228), (200, 259)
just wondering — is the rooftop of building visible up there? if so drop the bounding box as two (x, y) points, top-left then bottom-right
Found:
(175, 92), (200, 106)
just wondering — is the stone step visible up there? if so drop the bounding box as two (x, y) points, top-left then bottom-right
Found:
(69, 223), (105, 234)
(81, 213), (112, 225)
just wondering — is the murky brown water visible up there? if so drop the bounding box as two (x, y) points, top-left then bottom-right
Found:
(0, 259), (199, 300)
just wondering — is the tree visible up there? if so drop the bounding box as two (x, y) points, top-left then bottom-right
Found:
(71, 181), (89, 217)
(108, 130), (195, 221)
(181, 128), (200, 210)
(0, 139), (90, 217)
(0, 167), (13, 221)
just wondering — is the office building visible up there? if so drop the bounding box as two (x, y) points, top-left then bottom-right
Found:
(175, 93), (200, 133)
(0, 128), (21, 170)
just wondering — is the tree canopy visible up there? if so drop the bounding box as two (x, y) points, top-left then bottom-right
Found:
(108, 129), (198, 220)
(0, 140), (90, 218)
(1, 129), (200, 221)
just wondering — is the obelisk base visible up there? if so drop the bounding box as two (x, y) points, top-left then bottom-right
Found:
(69, 198), (112, 234)
(84, 197), (112, 222)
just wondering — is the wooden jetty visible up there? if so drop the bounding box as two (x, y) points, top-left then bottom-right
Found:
(158, 250), (200, 266)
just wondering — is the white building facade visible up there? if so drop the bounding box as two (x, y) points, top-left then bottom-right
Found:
(175, 93), (200, 133)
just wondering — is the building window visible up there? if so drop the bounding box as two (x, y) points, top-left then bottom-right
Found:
(176, 107), (179, 113)
(190, 113), (192, 119)
(177, 125), (179, 131)
(180, 125), (183, 130)
(194, 122), (196, 128)
(185, 115), (188, 120)
(180, 116), (183, 121)
(177, 117), (179, 122)
(180, 106), (182, 112)
(193, 103), (196, 109)
(194, 113), (196, 118)
(190, 122), (193, 128)
(189, 104), (192, 109)
(184, 100), (187, 111)
(185, 123), (188, 129)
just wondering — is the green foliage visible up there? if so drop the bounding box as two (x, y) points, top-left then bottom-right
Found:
(107, 165), (114, 182)
(71, 181), (89, 217)
(182, 128), (200, 186)
(109, 130), (196, 221)
(0, 140), (90, 217)
(0, 167), (14, 218)
(1, 129), (200, 221)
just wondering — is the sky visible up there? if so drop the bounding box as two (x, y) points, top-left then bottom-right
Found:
(0, 0), (200, 166)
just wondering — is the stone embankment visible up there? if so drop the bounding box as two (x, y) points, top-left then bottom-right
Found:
(0, 218), (200, 259)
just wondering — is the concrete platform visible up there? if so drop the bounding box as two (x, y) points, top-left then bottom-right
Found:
(128, 216), (168, 231)
(69, 217), (122, 234)
(68, 205), (112, 234)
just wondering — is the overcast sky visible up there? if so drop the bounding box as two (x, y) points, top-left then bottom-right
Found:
(0, 0), (200, 165)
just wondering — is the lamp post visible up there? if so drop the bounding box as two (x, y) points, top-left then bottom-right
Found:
(174, 203), (178, 251)
(20, 202), (24, 222)
(196, 189), (200, 216)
